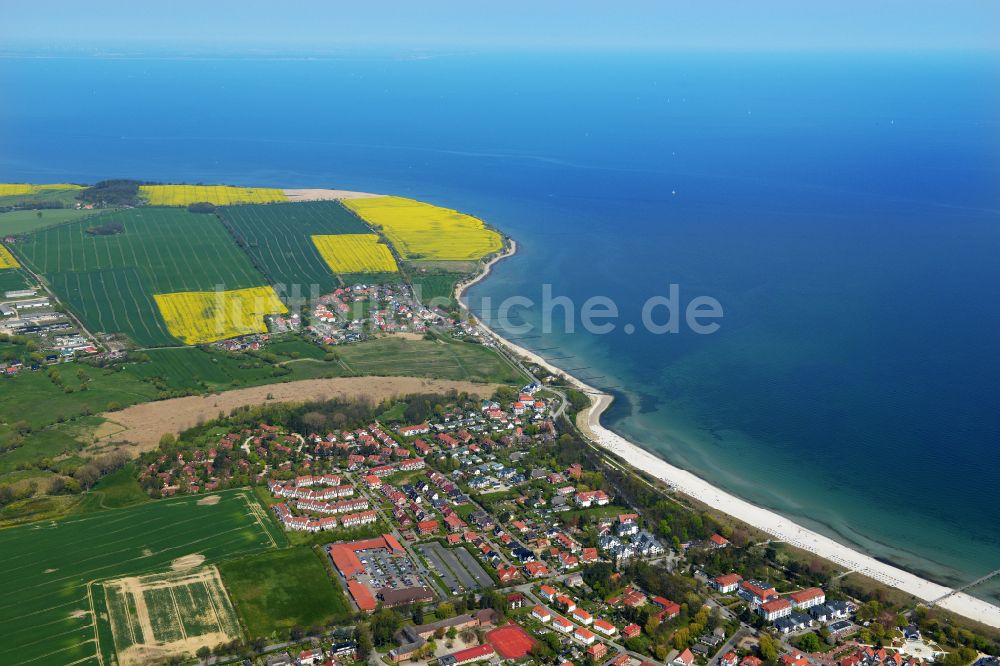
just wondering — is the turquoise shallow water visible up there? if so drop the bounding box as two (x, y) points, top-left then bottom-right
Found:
(1, 51), (998, 604)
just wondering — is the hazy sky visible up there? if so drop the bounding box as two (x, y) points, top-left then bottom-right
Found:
(3, 0), (999, 52)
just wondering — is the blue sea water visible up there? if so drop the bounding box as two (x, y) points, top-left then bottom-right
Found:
(1, 51), (998, 602)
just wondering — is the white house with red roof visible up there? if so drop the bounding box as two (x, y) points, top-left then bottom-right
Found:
(713, 573), (743, 594)
(532, 606), (552, 623)
(788, 587), (826, 609)
(573, 627), (596, 645)
(552, 616), (574, 633)
(673, 648), (695, 666)
(759, 598), (793, 621)
(593, 618), (616, 636)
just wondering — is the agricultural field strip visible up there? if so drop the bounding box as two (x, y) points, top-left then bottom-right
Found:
(312, 234), (398, 274)
(218, 202), (373, 291)
(0, 493), (275, 666)
(0, 493), (270, 600)
(22, 209), (265, 294)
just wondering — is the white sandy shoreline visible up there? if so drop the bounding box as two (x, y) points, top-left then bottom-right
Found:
(458, 236), (1000, 630)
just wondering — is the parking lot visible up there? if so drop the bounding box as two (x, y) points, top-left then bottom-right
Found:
(356, 547), (422, 591)
(417, 542), (494, 594)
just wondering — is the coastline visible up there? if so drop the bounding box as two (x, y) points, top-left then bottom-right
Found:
(458, 236), (1000, 630)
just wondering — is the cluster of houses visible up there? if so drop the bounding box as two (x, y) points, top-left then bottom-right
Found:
(529, 582), (682, 663)
(711, 573), (851, 633)
(307, 284), (440, 346)
(839, 646), (925, 666)
(597, 513), (666, 560)
(261, 641), (358, 666)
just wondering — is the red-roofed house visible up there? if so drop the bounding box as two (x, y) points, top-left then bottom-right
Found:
(593, 619), (616, 636)
(781, 653), (809, 666)
(555, 595), (576, 612)
(714, 573), (743, 594)
(721, 652), (739, 666)
(587, 643), (608, 661)
(759, 598), (793, 621)
(571, 608), (593, 625)
(788, 587), (826, 609)
(674, 648), (695, 666)
(418, 520), (439, 535)
(652, 596), (681, 620)
(539, 584), (557, 602)
(709, 533), (730, 548)
(552, 616), (574, 633)
(524, 562), (549, 578)
(573, 627), (596, 645)
(622, 623), (641, 639)
(532, 606), (552, 623)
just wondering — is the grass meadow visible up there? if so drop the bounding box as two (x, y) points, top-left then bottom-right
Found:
(218, 546), (350, 639)
(0, 208), (101, 236)
(0, 489), (284, 666)
(336, 336), (527, 384)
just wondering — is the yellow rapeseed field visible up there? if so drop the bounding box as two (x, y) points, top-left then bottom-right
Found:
(343, 196), (502, 261)
(0, 245), (20, 269)
(154, 286), (287, 344)
(0, 183), (83, 196)
(140, 185), (288, 206)
(312, 234), (399, 274)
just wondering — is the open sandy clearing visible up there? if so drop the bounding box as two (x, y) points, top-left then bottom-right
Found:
(171, 554), (206, 571)
(196, 495), (221, 506)
(283, 188), (383, 201)
(99, 376), (500, 452)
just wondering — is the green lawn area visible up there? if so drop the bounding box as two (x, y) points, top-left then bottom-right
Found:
(74, 464), (150, 511)
(0, 366), (159, 473)
(0, 207), (101, 235)
(378, 400), (408, 422)
(125, 347), (284, 392)
(337, 336), (526, 384)
(409, 271), (465, 307)
(219, 546), (350, 639)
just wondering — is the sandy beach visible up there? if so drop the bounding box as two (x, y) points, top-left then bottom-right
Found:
(282, 188), (384, 201)
(458, 237), (1000, 630)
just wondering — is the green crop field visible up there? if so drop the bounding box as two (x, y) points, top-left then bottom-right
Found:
(337, 336), (527, 384)
(0, 208), (100, 236)
(219, 201), (371, 295)
(49, 268), (177, 346)
(16, 207), (264, 294)
(409, 272), (465, 307)
(219, 546), (350, 639)
(0, 489), (284, 666)
(0, 267), (31, 293)
(14, 207), (270, 345)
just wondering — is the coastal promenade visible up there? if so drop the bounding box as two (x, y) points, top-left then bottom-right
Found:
(459, 239), (1000, 631)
